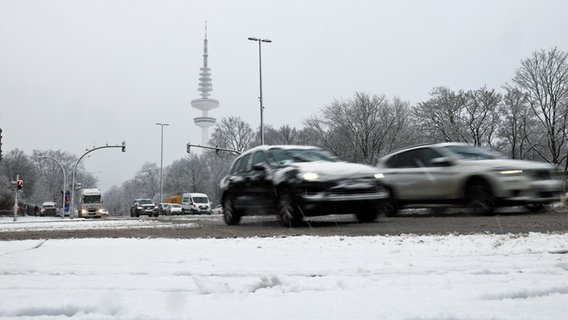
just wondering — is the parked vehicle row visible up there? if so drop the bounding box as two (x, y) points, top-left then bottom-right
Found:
(158, 203), (183, 215)
(130, 195), (214, 217)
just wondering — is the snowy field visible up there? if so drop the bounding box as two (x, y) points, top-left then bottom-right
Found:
(1, 217), (568, 320)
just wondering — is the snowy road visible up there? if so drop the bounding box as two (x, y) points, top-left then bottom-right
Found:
(2, 208), (568, 240)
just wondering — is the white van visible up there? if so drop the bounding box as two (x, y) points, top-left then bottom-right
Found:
(181, 193), (212, 215)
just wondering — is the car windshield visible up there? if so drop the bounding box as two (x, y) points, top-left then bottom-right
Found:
(193, 197), (208, 204)
(171, 204), (181, 208)
(82, 195), (101, 204)
(442, 145), (500, 160)
(268, 148), (336, 164)
(138, 199), (153, 205)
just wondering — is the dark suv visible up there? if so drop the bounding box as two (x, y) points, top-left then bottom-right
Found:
(219, 145), (389, 227)
(130, 199), (158, 217)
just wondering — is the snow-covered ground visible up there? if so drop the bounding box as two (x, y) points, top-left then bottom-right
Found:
(1, 216), (568, 320)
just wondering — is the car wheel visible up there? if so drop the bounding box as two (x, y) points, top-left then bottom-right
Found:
(278, 193), (303, 227)
(355, 200), (380, 223)
(382, 199), (399, 217)
(465, 181), (495, 215)
(223, 197), (241, 225)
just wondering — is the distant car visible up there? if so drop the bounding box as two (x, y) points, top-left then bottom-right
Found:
(167, 204), (183, 215)
(211, 205), (223, 215)
(157, 203), (169, 215)
(40, 202), (58, 216)
(130, 199), (158, 217)
(220, 145), (389, 227)
(376, 142), (564, 216)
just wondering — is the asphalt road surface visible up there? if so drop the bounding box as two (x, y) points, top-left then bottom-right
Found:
(2, 206), (568, 240)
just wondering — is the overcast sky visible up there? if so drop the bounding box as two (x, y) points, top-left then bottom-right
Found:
(1, 0), (568, 192)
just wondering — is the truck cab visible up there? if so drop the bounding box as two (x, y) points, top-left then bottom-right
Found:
(79, 188), (107, 218)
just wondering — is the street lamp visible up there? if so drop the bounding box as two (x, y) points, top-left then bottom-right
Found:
(37, 156), (67, 218)
(70, 143), (126, 218)
(156, 123), (169, 204)
(248, 36), (271, 145)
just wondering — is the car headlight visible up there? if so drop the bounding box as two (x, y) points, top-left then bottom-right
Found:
(81, 209), (87, 214)
(300, 172), (320, 181)
(374, 173), (384, 179)
(498, 169), (524, 176)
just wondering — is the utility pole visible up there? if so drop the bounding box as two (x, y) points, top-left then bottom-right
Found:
(156, 123), (169, 204)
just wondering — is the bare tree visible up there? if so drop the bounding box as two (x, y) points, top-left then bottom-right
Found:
(128, 162), (160, 202)
(413, 87), (468, 143)
(413, 86), (502, 148)
(512, 47), (568, 167)
(463, 86), (502, 147)
(496, 85), (538, 159)
(262, 124), (303, 145)
(306, 92), (411, 165)
(0, 149), (38, 210)
(210, 116), (255, 153)
(31, 150), (89, 206)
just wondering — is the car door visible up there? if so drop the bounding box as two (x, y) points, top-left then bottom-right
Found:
(411, 147), (459, 199)
(384, 149), (428, 200)
(384, 147), (452, 200)
(243, 150), (275, 210)
(226, 154), (251, 208)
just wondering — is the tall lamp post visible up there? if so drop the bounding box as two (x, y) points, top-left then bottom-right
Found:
(248, 36), (271, 145)
(156, 123), (169, 204)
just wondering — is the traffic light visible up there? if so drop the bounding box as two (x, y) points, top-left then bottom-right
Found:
(122, 141), (126, 152)
(17, 179), (23, 190)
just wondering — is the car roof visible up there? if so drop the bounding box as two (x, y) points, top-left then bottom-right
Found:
(385, 142), (469, 156)
(238, 145), (321, 157)
(377, 142), (472, 164)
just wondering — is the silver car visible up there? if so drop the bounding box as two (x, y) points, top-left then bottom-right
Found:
(376, 143), (563, 216)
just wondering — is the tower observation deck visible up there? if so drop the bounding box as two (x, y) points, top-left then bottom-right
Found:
(191, 23), (218, 145)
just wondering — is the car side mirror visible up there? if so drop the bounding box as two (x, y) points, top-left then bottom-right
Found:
(430, 157), (454, 167)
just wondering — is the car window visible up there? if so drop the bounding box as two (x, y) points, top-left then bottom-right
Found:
(416, 148), (443, 167)
(236, 154), (251, 172)
(230, 157), (242, 174)
(268, 148), (336, 164)
(443, 145), (498, 160)
(251, 150), (269, 166)
(385, 150), (420, 168)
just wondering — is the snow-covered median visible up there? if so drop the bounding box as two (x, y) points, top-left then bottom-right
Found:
(0, 229), (567, 319)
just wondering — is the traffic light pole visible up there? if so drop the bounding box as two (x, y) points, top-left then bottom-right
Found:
(70, 142), (126, 218)
(185, 142), (241, 156)
(13, 174), (19, 222)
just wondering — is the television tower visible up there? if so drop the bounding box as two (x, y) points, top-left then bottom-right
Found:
(191, 22), (218, 145)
